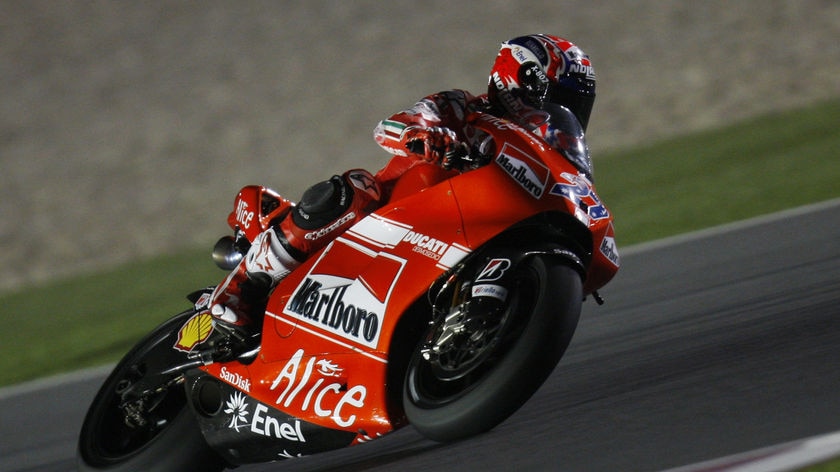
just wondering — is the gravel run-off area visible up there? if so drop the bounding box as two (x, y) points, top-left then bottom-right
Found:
(2, 1), (839, 292)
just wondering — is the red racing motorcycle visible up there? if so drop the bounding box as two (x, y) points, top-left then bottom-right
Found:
(77, 105), (620, 471)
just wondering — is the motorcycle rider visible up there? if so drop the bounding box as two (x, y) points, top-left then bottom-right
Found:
(206, 34), (597, 353)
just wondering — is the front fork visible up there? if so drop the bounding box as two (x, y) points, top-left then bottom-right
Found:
(419, 251), (519, 380)
(422, 244), (587, 367)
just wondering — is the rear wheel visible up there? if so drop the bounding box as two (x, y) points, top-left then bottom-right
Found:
(404, 255), (582, 442)
(77, 310), (226, 472)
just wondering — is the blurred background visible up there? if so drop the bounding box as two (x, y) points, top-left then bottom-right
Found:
(2, 0), (839, 293)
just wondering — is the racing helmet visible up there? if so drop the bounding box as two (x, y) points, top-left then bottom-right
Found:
(487, 34), (596, 131)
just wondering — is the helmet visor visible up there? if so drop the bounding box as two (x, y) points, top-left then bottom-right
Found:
(546, 81), (595, 132)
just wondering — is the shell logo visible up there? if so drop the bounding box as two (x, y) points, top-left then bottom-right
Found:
(173, 312), (214, 352)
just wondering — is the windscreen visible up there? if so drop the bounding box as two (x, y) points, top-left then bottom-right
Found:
(542, 104), (594, 180)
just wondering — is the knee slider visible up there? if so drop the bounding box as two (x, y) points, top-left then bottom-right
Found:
(292, 175), (352, 230)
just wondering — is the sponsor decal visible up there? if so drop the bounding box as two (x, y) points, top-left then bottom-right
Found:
(402, 231), (449, 261)
(285, 276), (383, 348)
(569, 62), (596, 79)
(555, 41), (595, 79)
(283, 238), (406, 348)
(224, 391), (306, 442)
(514, 47), (533, 64)
(495, 143), (549, 198)
(316, 359), (343, 377)
(304, 212), (356, 241)
(173, 311), (213, 352)
(549, 172), (610, 221)
(235, 198), (255, 230)
(471, 259), (512, 302)
(251, 404), (306, 442)
(471, 284), (508, 302)
(480, 113), (520, 131)
(346, 216), (470, 271)
(481, 107), (548, 135)
(512, 36), (548, 64)
(476, 258), (511, 282)
(225, 391), (250, 432)
(524, 62), (549, 87)
(599, 236), (620, 267)
(220, 366), (251, 393)
(270, 348), (367, 429)
(491, 71), (527, 116)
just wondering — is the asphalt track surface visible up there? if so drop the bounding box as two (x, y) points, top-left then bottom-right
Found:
(2, 200), (839, 472)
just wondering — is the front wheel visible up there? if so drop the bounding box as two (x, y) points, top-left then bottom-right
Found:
(77, 310), (226, 472)
(404, 256), (582, 442)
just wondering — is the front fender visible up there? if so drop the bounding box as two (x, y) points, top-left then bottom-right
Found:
(471, 212), (591, 278)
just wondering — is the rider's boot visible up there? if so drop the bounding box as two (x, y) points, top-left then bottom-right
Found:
(207, 227), (301, 359)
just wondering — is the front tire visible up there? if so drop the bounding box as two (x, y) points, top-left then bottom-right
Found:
(404, 256), (582, 442)
(77, 310), (225, 472)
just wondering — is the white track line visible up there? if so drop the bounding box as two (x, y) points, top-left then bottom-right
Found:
(0, 364), (113, 401)
(623, 196), (840, 256)
(662, 431), (840, 472)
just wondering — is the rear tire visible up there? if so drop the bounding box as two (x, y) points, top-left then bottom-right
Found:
(404, 256), (582, 442)
(77, 310), (226, 472)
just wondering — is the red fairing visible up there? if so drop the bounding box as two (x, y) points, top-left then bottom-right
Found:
(210, 110), (619, 442)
